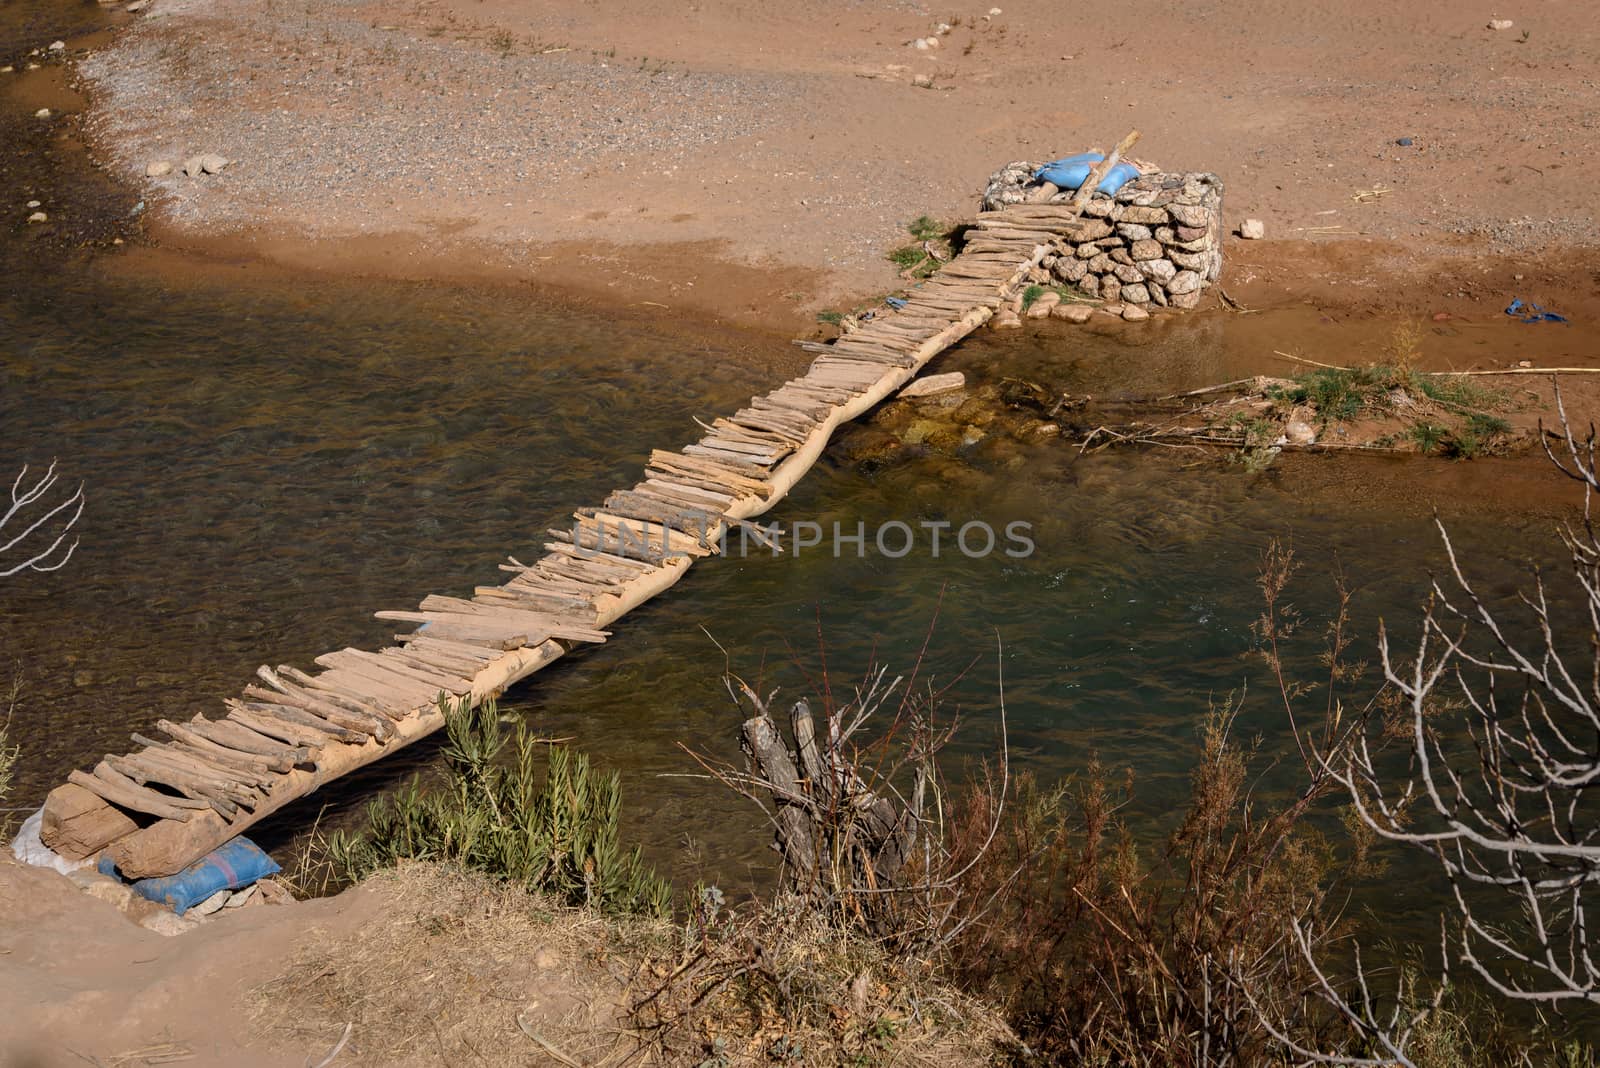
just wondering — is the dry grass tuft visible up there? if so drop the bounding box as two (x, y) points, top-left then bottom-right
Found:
(632, 891), (1014, 1065)
(250, 863), (659, 1066)
(251, 863), (1006, 1066)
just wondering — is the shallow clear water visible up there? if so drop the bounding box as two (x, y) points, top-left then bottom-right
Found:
(2, 239), (1574, 935)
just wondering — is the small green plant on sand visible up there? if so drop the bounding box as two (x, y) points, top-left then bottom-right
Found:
(886, 216), (951, 279)
(1020, 283), (1046, 311)
(325, 697), (670, 916)
(1409, 421), (1448, 454)
(816, 309), (844, 326)
(906, 215), (944, 242)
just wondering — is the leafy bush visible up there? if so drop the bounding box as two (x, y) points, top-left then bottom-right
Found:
(327, 697), (670, 916)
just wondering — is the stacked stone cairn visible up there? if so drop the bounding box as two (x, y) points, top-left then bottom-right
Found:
(982, 163), (1224, 310)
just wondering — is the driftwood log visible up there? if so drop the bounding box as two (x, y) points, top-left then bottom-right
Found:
(741, 699), (913, 896)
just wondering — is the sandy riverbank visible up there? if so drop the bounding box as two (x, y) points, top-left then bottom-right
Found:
(26, 0), (1594, 332)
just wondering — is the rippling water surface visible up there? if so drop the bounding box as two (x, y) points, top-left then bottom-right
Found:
(3, 243), (1572, 916)
(0, 2), (1582, 954)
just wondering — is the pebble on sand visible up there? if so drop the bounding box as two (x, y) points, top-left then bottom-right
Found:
(1487, 19), (1514, 30)
(125, 0), (149, 10)
(1238, 218), (1266, 240)
(48, 41), (65, 52)
(27, 211), (48, 223)
(1121, 304), (1151, 322)
(145, 160), (173, 177)
(34, 108), (51, 119)
(199, 154), (230, 175)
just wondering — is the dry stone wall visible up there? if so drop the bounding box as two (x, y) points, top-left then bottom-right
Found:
(982, 164), (1224, 309)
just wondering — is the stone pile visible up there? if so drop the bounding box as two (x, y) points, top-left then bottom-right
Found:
(982, 163), (1224, 309)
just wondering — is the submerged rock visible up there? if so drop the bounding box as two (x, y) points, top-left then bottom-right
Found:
(900, 371), (965, 398)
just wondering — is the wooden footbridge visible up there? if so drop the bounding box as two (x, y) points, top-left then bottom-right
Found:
(38, 203), (1093, 880)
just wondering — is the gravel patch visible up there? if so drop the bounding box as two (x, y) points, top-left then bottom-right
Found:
(77, 0), (808, 239)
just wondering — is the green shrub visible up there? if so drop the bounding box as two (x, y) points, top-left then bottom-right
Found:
(1020, 283), (1045, 311)
(326, 697), (670, 916)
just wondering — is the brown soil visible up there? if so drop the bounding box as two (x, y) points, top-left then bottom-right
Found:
(35, 0), (1600, 333)
(0, 856), (1002, 1067)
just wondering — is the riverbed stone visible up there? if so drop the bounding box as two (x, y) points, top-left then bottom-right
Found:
(26, 211), (47, 223)
(1052, 302), (1093, 323)
(1119, 205), (1168, 225)
(1168, 249), (1207, 270)
(1175, 224), (1208, 242)
(1139, 257), (1177, 284)
(1109, 248), (1134, 266)
(1100, 278), (1122, 304)
(1168, 288), (1201, 309)
(901, 371), (966, 398)
(1075, 242), (1099, 259)
(1121, 284), (1151, 305)
(182, 155), (206, 177)
(199, 154), (230, 174)
(145, 160), (172, 177)
(1121, 302), (1151, 321)
(1167, 202), (1209, 227)
(1130, 239), (1164, 261)
(992, 310), (1022, 330)
(1167, 270), (1203, 295)
(1088, 252), (1113, 273)
(1078, 273), (1099, 297)
(1239, 218), (1266, 240)
(1075, 219), (1113, 241)
(1053, 257), (1087, 283)
(1116, 222), (1153, 241)
(139, 910), (196, 937)
(1081, 198), (1113, 218)
(1025, 291), (1061, 318)
(1113, 263), (1144, 284)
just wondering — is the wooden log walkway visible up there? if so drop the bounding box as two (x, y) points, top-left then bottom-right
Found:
(37, 204), (1088, 879)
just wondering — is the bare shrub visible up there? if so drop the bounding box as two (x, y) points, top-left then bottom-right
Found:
(1, 461), (83, 578)
(1254, 390), (1600, 1065)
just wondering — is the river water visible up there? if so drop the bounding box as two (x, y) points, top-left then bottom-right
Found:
(0, 1), (1585, 964)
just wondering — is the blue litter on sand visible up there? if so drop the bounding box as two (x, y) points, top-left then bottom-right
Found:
(1505, 298), (1569, 324)
(885, 296), (908, 309)
(1396, 137), (1414, 147)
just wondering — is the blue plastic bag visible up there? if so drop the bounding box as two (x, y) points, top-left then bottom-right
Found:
(99, 837), (281, 915)
(1505, 298), (1568, 324)
(1035, 154), (1140, 196)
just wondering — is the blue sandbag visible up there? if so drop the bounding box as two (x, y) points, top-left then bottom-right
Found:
(99, 837), (281, 915)
(1034, 155), (1140, 196)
